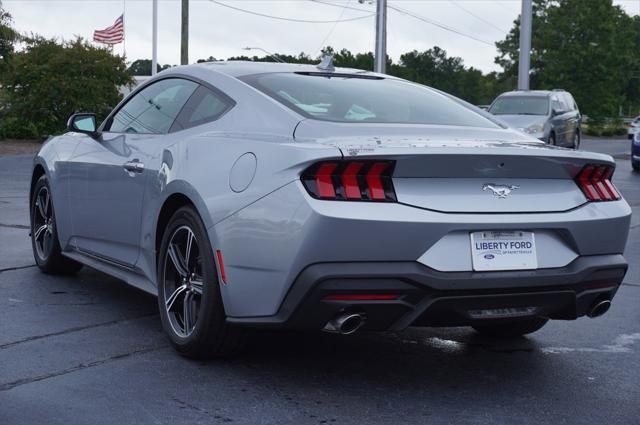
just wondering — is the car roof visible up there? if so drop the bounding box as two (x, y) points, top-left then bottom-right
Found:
(498, 90), (559, 98)
(192, 60), (384, 79)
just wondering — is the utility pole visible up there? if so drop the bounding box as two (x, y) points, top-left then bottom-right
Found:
(517, 0), (532, 90)
(181, 0), (189, 65)
(374, 0), (387, 74)
(152, 0), (158, 75)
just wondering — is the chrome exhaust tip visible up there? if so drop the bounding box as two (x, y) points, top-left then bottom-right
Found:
(587, 299), (611, 318)
(322, 313), (366, 335)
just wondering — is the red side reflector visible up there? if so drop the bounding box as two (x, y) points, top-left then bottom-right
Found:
(322, 294), (400, 301)
(215, 250), (227, 285)
(366, 162), (388, 200)
(316, 162), (338, 198)
(342, 162), (364, 199)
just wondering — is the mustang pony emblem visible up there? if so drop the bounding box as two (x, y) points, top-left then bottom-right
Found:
(482, 183), (520, 199)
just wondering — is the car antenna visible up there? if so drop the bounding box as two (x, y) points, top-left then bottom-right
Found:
(316, 55), (335, 72)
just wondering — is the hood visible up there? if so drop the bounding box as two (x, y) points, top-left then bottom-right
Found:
(492, 114), (547, 130)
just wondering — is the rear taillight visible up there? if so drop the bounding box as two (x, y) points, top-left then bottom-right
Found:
(575, 164), (620, 202)
(301, 160), (397, 202)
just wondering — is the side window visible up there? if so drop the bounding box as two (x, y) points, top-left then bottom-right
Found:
(550, 95), (564, 113)
(172, 85), (234, 131)
(560, 93), (573, 111)
(566, 93), (578, 112)
(108, 78), (198, 134)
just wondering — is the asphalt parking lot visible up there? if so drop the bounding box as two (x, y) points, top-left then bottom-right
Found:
(0, 138), (638, 425)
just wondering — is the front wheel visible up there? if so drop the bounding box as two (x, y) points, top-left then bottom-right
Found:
(30, 175), (82, 274)
(548, 132), (557, 146)
(472, 317), (548, 338)
(157, 206), (246, 359)
(572, 129), (581, 150)
(633, 161), (639, 172)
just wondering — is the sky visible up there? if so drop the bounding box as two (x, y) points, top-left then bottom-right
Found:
(3, 0), (640, 73)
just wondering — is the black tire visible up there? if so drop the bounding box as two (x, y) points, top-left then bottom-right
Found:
(157, 206), (246, 359)
(30, 175), (82, 275)
(548, 132), (556, 146)
(472, 317), (548, 338)
(572, 129), (581, 150)
(633, 161), (640, 172)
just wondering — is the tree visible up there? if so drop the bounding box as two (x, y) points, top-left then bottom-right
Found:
(495, 0), (639, 118)
(128, 59), (172, 76)
(0, 1), (16, 117)
(197, 56), (217, 63)
(0, 1), (16, 68)
(396, 48), (506, 105)
(1, 36), (132, 137)
(226, 51), (314, 64)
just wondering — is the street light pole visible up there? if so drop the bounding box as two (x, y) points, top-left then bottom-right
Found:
(374, 0), (387, 74)
(152, 0), (158, 75)
(181, 0), (189, 65)
(517, 0), (532, 90)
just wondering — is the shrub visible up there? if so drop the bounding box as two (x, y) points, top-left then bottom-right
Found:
(1, 36), (132, 138)
(0, 115), (38, 139)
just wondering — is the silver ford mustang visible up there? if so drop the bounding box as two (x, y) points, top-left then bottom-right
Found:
(30, 61), (631, 358)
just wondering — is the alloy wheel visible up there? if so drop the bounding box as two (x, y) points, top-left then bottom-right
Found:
(163, 225), (204, 337)
(33, 186), (54, 260)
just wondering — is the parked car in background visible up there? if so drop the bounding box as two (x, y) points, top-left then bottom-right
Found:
(627, 116), (640, 140)
(633, 133), (640, 171)
(488, 90), (581, 149)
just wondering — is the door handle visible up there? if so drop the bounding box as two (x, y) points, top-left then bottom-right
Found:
(123, 160), (145, 173)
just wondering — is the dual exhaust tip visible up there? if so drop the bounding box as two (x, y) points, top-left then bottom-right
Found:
(323, 312), (366, 335)
(323, 299), (611, 333)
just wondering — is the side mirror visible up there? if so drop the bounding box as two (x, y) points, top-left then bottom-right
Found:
(552, 108), (564, 116)
(67, 113), (99, 138)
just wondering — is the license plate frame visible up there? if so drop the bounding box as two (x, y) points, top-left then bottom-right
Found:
(470, 231), (537, 271)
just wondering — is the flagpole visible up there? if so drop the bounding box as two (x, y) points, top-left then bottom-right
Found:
(152, 0), (158, 76)
(122, 0), (126, 59)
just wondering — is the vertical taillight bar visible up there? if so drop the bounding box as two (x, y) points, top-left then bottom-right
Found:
(342, 162), (364, 199)
(315, 162), (338, 198)
(365, 162), (388, 200)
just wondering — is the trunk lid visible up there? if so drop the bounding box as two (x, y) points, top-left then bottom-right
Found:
(294, 121), (615, 213)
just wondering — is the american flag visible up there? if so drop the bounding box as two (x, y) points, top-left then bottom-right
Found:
(93, 15), (124, 45)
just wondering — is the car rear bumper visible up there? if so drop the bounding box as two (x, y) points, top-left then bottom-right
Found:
(226, 254), (627, 330)
(213, 180), (631, 318)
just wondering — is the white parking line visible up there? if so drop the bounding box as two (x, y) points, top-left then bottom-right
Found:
(542, 333), (640, 354)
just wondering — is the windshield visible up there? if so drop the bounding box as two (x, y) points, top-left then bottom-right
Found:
(241, 73), (498, 128)
(488, 96), (549, 116)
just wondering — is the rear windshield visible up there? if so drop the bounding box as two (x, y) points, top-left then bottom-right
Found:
(489, 96), (549, 116)
(241, 72), (498, 128)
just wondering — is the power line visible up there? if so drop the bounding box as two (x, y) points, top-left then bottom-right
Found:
(316, 0), (356, 53)
(387, 3), (495, 47)
(207, 0), (375, 24)
(308, 0), (373, 14)
(451, 1), (509, 34)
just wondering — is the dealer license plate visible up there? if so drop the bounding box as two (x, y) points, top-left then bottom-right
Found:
(470, 231), (537, 271)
